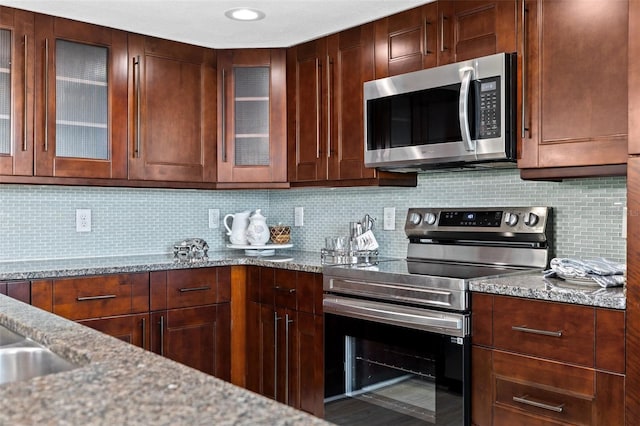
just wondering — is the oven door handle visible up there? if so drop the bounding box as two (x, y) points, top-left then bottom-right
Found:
(323, 296), (467, 337)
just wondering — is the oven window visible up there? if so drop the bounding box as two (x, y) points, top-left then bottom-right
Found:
(366, 83), (477, 150)
(325, 313), (469, 426)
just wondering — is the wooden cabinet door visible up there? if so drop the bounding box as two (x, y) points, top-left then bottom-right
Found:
(326, 25), (376, 181)
(293, 312), (324, 417)
(373, 1), (515, 78)
(0, 8), (34, 177)
(287, 38), (328, 182)
(217, 49), (287, 184)
(128, 35), (216, 183)
(373, 3), (439, 78)
(439, 0), (518, 65)
(519, 0), (628, 171)
(79, 313), (149, 349)
(246, 301), (277, 397)
(33, 15), (128, 179)
(151, 304), (230, 381)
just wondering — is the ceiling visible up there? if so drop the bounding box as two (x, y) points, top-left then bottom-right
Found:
(0, 0), (431, 48)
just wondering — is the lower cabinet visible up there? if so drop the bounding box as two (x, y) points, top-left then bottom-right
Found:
(150, 267), (231, 381)
(150, 304), (230, 381)
(79, 313), (149, 349)
(245, 266), (324, 417)
(31, 268), (231, 381)
(471, 293), (625, 426)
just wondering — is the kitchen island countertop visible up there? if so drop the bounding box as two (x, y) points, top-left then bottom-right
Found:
(0, 293), (330, 426)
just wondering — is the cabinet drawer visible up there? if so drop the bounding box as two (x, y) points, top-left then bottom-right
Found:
(493, 350), (594, 425)
(273, 268), (298, 309)
(51, 273), (149, 320)
(493, 296), (594, 366)
(158, 268), (228, 310)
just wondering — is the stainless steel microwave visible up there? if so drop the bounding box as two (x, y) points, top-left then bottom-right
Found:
(364, 52), (517, 171)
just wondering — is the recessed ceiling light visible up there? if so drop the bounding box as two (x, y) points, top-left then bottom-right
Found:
(224, 8), (266, 21)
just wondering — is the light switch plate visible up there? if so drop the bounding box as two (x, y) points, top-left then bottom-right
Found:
(383, 207), (395, 230)
(209, 209), (219, 229)
(294, 207), (304, 227)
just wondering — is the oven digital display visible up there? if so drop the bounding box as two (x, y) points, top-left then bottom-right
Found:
(438, 211), (503, 227)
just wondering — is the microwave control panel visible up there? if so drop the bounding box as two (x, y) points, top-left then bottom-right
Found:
(476, 76), (501, 139)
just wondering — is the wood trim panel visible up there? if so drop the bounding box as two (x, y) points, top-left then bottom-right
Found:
(627, 157), (640, 423)
(471, 293), (493, 347)
(30, 279), (53, 312)
(595, 308), (625, 374)
(230, 265), (247, 387)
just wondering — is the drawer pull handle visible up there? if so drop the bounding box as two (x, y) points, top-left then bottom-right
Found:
(76, 294), (117, 301)
(274, 286), (296, 294)
(512, 325), (563, 337)
(513, 395), (564, 413)
(179, 286), (211, 293)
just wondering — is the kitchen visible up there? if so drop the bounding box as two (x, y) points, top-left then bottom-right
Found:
(0, 0), (636, 425)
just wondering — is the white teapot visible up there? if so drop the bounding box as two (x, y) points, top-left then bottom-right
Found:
(246, 209), (270, 245)
(224, 210), (251, 245)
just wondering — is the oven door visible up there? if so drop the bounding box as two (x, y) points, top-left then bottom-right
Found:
(324, 296), (470, 426)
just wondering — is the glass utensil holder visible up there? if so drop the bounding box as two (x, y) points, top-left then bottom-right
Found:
(321, 248), (378, 266)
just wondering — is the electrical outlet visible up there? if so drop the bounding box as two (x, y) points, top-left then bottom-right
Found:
(209, 209), (220, 229)
(383, 207), (396, 230)
(294, 207), (304, 227)
(76, 209), (92, 232)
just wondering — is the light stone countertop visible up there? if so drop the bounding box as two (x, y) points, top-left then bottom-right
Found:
(0, 250), (324, 281)
(0, 251), (332, 425)
(469, 271), (626, 310)
(0, 294), (330, 426)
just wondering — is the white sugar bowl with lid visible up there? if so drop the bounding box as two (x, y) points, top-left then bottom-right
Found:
(246, 209), (271, 245)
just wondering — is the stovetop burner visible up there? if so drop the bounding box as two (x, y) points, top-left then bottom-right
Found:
(323, 207), (553, 314)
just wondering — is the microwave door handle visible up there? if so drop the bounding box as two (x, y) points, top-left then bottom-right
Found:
(459, 67), (475, 152)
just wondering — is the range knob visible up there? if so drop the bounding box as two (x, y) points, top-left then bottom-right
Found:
(408, 212), (422, 225)
(504, 212), (518, 227)
(424, 212), (437, 225)
(524, 212), (539, 227)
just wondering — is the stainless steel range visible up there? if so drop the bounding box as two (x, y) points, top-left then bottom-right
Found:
(323, 207), (552, 426)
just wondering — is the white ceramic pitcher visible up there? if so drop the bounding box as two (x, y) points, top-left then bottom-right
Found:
(224, 210), (251, 245)
(246, 209), (270, 245)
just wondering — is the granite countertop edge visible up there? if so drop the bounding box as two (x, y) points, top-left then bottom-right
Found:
(0, 252), (626, 309)
(0, 250), (324, 281)
(469, 272), (626, 310)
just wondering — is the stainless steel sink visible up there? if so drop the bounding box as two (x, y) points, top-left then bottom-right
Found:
(0, 325), (78, 385)
(0, 326), (27, 347)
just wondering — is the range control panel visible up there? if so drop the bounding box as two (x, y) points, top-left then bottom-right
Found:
(405, 207), (551, 241)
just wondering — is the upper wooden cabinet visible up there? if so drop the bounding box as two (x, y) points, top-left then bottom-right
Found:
(216, 49), (287, 186)
(629, 0), (640, 155)
(519, 0), (628, 177)
(128, 35), (216, 183)
(0, 8), (34, 177)
(34, 16), (128, 179)
(374, 1), (517, 78)
(287, 25), (416, 187)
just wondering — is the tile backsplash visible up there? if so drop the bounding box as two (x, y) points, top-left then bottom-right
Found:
(0, 169), (627, 263)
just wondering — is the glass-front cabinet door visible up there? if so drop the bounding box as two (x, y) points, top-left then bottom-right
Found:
(0, 9), (34, 177)
(34, 16), (127, 179)
(217, 49), (287, 185)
